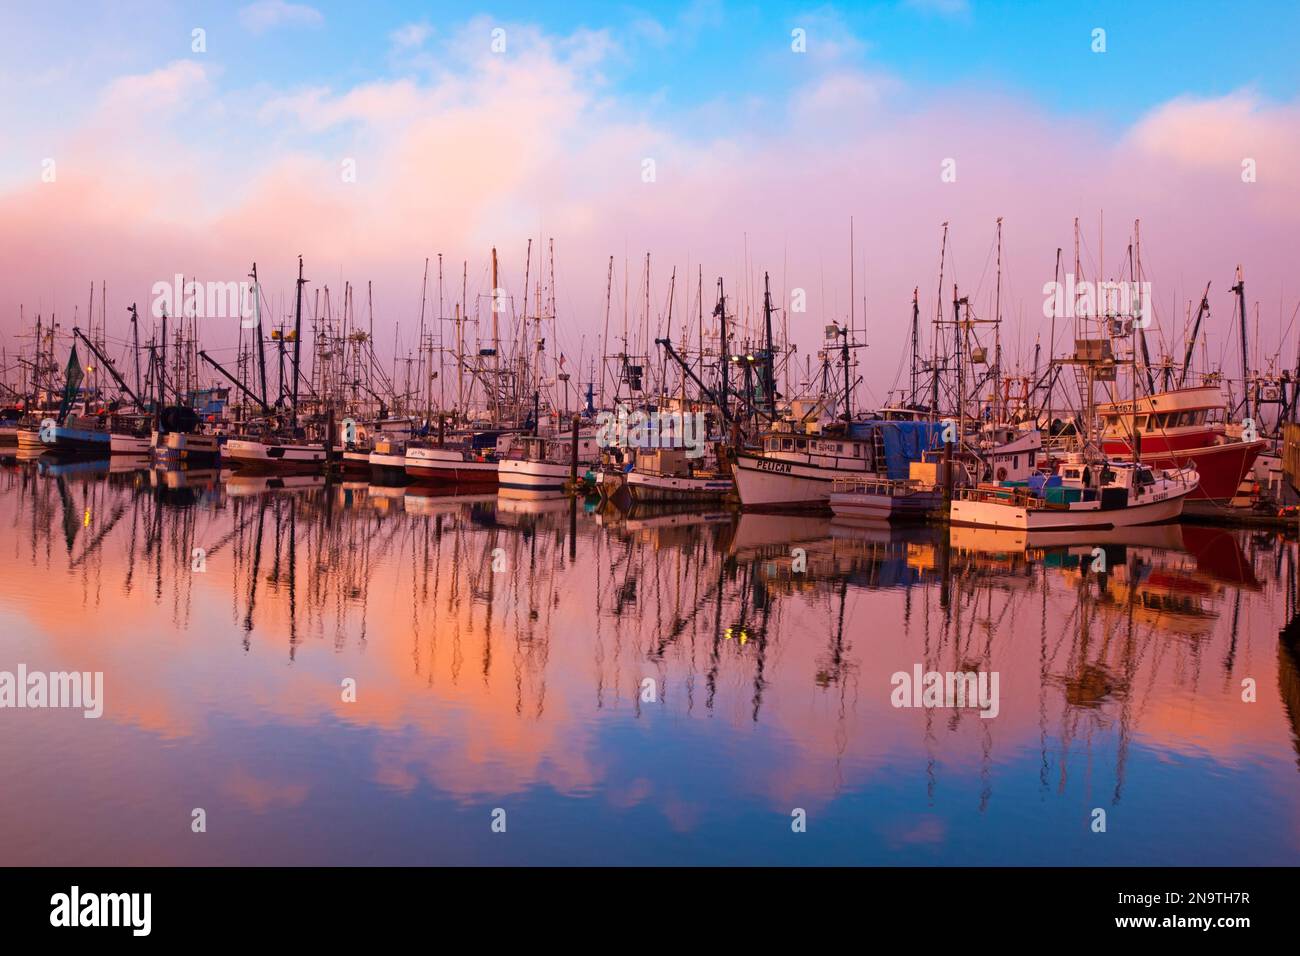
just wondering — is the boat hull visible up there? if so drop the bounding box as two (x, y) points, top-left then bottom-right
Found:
(1099, 438), (1266, 502)
(404, 448), (499, 486)
(368, 452), (409, 484)
(733, 452), (867, 510)
(224, 438), (327, 473)
(110, 433), (152, 455)
(16, 428), (46, 451)
(498, 458), (582, 492)
(152, 431), (221, 466)
(950, 488), (1188, 531)
(49, 425), (111, 458)
(830, 486), (942, 522)
(626, 470), (733, 502)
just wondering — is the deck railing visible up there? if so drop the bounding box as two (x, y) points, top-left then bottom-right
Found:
(831, 476), (918, 496)
(955, 485), (1049, 506)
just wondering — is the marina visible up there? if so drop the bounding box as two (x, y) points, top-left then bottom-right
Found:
(1, 456), (1298, 865)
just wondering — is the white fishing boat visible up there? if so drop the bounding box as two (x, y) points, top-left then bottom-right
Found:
(224, 435), (327, 471)
(624, 447), (733, 502)
(949, 457), (1197, 531)
(405, 430), (509, 486)
(829, 475), (943, 521)
(627, 469), (735, 501)
(151, 405), (221, 466)
(498, 434), (600, 492)
(732, 426), (874, 509)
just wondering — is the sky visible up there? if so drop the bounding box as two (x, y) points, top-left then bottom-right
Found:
(2, 0), (1299, 404)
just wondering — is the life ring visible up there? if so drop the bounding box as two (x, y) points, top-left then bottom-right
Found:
(996, 466), (1008, 482)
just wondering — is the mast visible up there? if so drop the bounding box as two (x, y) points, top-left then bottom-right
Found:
(715, 278), (728, 419)
(993, 217), (1003, 424)
(491, 247), (501, 425)
(128, 304), (142, 403)
(291, 256), (305, 429)
(1231, 265), (1248, 416)
(909, 287), (920, 405)
(762, 272), (776, 414)
(249, 263), (268, 412)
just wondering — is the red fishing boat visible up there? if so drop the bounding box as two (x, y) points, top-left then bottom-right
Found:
(1096, 385), (1266, 506)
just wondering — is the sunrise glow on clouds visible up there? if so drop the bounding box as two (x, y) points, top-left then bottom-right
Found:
(2, 1), (1299, 395)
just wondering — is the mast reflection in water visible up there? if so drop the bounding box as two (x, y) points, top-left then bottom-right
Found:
(1, 456), (1298, 865)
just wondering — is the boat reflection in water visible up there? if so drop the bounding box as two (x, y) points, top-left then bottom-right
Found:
(0, 456), (1297, 866)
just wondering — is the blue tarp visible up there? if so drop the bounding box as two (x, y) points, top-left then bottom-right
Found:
(1027, 472), (1060, 494)
(876, 421), (943, 480)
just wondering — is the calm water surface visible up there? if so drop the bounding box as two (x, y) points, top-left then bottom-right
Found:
(2, 455), (1298, 865)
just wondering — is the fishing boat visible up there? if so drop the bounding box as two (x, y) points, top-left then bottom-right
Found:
(950, 456), (1197, 531)
(151, 407), (221, 467)
(623, 447), (733, 502)
(49, 414), (112, 457)
(732, 420), (875, 509)
(829, 475), (943, 521)
(224, 433), (328, 472)
(1096, 385), (1266, 507)
(498, 434), (600, 492)
(404, 429), (510, 486)
(733, 414), (947, 510)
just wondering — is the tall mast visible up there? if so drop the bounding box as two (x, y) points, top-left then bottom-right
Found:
(1231, 265), (1248, 416)
(716, 277), (728, 419)
(993, 217), (1003, 424)
(491, 247), (501, 425)
(129, 303), (142, 404)
(910, 287), (920, 405)
(249, 263), (268, 412)
(762, 272), (776, 413)
(291, 256), (305, 429)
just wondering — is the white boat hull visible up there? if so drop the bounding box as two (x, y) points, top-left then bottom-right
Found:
(152, 430), (221, 465)
(499, 457), (580, 492)
(733, 453), (867, 509)
(405, 446), (499, 485)
(626, 470), (733, 501)
(224, 438), (327, 471)
(829, 486), (942, 521)
(110, 433), (152, 454)
(950, 488), (1188, 531)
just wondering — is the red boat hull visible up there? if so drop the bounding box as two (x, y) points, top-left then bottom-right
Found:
(1099, 438), (1267, 502)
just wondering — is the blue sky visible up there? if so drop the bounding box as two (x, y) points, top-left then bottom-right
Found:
(4, 1), (1300, 383)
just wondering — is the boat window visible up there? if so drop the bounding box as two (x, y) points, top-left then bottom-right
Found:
(1013, 455), (1019, 469)
(854, 443), (862, 456)
(1135, 416), (1147, 430)
(783, 439), (793, 450)
(796, 439), (807, 450)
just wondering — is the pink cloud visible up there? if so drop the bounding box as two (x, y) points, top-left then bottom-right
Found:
(2, 27), (1298, 393)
